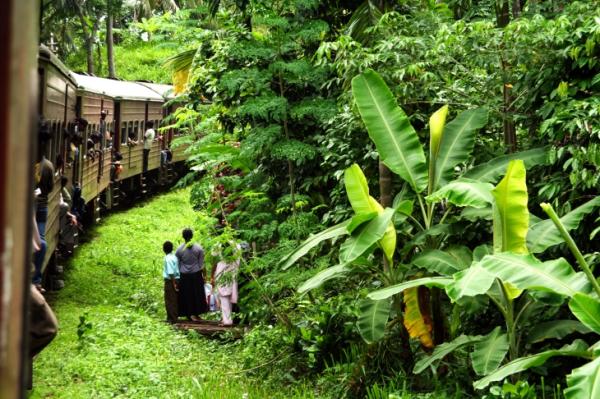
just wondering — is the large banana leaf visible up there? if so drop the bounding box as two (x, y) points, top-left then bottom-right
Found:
(414, 334), (484, 374)
(475, 253), (589, 298)
(347, 212), (378, 233)
(412, 249), (465, 276)
(297, 264), (350, 294)
(433, 108), (488, 189)
(339, 208), (396, 263)
(568, 293), (600, 333)
(351, 69), (428, 193)
(492, 160), (529, 254)
(357, 298), (391, 344)
(368, 277), (453, 301)
(463, 147), (548, 183)
(470, 327), (509, 376)
(403, 287), (434, 349)
(344, 164), (396, 261)
(427, 179), (494, 209)
(280, 220), (350, 270)
(527, 320), (592, 345)
(527, 196), (600, 253)
(446, 264), (496, 302)
(564, 356), (600, 399)
(473, 340), (590, 390)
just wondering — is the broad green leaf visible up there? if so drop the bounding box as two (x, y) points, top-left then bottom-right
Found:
(492, 160), (529, 254)
(280, 219), (350, 270)
(565, 357), (600, 399)
(298, 264), (350, 294)
(368, 277), (453, 301)
(347, 212), (377, 234)
(446, 264), (496, 302)
(412, 250), (464, 276)
(460, 207), (492, 221)
(414, 334), (484, 374)
(569, 293), (600, 333)
(527, 320), (592, 344)
(344, 164), (396, 261)
(473, 244), (493, 261)
(395, 199), (413, 215)
(352, 69), (428, 192)
(470, 327), (509, 376)
(476, 253), (590, 298)
(528, 197), (600, 253)
(340, 208), (396, 263)
(357, 298), (391, 344)
(428, 105), (449, 194)
(473, 340), (590, 390)
(434, 108), (488, 189)
(445, 246), (473, 270)
(427, 179), (494, 209)
(404, 287), (434, 349)
(463, 147), (549, 183)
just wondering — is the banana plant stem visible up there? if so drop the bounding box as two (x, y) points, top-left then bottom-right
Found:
(541, 203), (600, 298)
(417, 194), (429, 229)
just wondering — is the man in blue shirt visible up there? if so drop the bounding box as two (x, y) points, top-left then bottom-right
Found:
(162, 241), (180, 323)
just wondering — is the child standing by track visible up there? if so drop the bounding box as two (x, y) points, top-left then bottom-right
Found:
(162, 241), (180, 324)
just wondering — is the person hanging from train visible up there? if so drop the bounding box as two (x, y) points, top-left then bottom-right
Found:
(59, 176), (78, 257)
(27, 217), (58, 389)
(32, 118), (54, 292)
(99, 109), (109, 148)
(142, 120), (155, 173)
(162, 240), (180, 324)
(175, 228), (208, 322)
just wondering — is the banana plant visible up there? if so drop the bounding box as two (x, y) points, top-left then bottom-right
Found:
(279, 69), (552, 347)
(368, 160), (600, 396)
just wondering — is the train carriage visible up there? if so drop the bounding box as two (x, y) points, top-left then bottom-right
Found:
(37, 45), (77, 267)
(72, 74), (166, 184)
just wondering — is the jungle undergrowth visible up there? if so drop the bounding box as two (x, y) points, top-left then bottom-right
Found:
(30, 188), (318, 399)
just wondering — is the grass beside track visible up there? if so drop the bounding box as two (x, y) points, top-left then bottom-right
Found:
(30, 189), (315, 399)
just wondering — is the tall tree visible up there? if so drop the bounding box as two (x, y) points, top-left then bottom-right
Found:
(106, 0), (116, 78)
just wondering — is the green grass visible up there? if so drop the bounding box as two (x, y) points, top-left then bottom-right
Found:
(30, 189), (317, 399)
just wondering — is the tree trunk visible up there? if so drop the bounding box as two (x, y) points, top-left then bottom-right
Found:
(76, 5), (94, 74)
(496, 0), (510, 28)
(512, 0), (521, 19)
(107, 0), (116, 78)
(379, 162), (392, 272)
(93, 18), (101, 73)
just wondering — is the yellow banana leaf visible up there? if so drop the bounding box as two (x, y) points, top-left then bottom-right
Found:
(403, 286), (434, 349)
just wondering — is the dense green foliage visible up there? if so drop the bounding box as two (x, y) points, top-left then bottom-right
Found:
(41, 0), (599, 397)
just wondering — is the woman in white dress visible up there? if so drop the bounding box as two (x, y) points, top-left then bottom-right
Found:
(211, 242), (241, 326)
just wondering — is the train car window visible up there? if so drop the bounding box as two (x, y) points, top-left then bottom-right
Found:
(134, 121), (140, 140)
(121, 122), (127, 144)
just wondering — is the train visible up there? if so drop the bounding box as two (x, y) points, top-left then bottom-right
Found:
(37, 44), (189, 286)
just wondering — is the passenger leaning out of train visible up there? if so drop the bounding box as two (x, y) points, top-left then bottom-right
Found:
(27, 217), (58, 389)
(143, 120), (156, 173)
(59, 176), (79, 256)
(33, 118), (54, 291)
(99, 109), (109, 148)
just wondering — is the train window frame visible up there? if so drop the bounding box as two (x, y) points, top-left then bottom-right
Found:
(121, 122), (127, 144)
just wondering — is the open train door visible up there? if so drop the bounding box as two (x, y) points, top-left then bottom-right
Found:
(0, 1), (39, 398)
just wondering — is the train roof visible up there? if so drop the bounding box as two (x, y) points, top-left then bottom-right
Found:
(138, 82), (176, 100)
(38, 45), (76, 84)
(72, 73), (165, 102)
